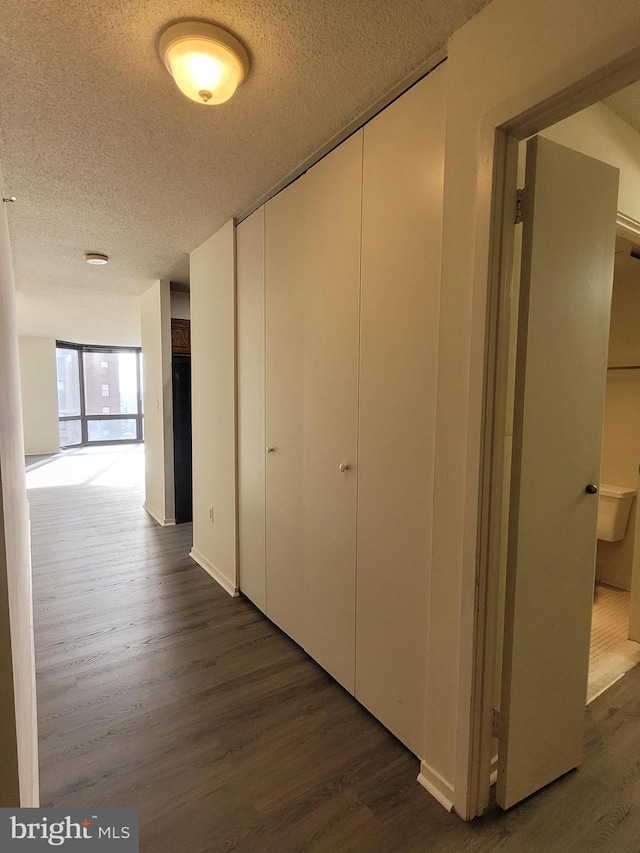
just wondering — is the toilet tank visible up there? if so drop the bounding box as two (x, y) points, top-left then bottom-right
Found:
(597, 484), (637, 542)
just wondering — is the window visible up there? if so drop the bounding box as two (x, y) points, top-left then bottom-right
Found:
(56, 348), (81, 419)
(87, 419), (139, 442)
(58, 419), (81, 448)
(55, 342), (143, 448)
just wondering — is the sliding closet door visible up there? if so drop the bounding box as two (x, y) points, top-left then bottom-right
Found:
(264, 178), (308, 645)
(302, 132), (363, 692)
(237, 207), (266, 612)
(356, 64), (446, 753)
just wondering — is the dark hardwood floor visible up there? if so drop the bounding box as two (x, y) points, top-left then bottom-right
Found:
(28, 446), (640, 852)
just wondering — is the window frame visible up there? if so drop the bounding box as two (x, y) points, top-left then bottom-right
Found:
(56, 341), (143, 448)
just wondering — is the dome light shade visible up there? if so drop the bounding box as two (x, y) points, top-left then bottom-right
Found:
(159, 21), (249, 105)
(85, 253), (108, 265)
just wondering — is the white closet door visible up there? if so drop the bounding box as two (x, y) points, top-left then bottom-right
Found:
(237, 207), (266, 612)
(356, 64), (446, 754)
(302, 131), (363, 692)
(264, 177), (308, 645)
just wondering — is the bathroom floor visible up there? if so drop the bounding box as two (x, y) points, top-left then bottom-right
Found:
(588, 582), (640, 702)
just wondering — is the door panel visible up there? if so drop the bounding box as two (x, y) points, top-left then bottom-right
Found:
(302, 132), (362, 692)
(172, 355), (192, 524)
(356, 65), (445, 753)
(237, 208), (266, 611)
(265, 178), (308, 645)
(497, 136), (619, 809)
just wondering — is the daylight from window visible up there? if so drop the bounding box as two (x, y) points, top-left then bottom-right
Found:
(56, 343), (143, 447)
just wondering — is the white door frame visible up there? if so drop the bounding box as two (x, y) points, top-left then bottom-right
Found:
(465, 46), (640, 820)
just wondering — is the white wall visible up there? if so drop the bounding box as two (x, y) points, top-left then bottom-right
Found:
(0, 189), (39, 805)
(597, 259), (640, 588)
(189, 220), (238, 596)
(140, 280), (175, 525)
(542, 102), (640, 224)
(18, 337), (59, 456)
(17, 291), (141, 347)
(603, 258), (640, 494)
(433, 0), (640, 819)
(170, 289), (190, 320)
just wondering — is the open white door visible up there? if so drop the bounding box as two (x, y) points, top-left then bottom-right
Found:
(497, 136), (619, 809)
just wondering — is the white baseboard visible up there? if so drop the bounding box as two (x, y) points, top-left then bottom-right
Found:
(189, 548), (239, 598)
(417, 761), (455, 813)
(143, 502), (176, 526)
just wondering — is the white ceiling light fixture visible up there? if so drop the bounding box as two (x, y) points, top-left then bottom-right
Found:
(159, 21), (249, 106)
(85, 253), (109, 265)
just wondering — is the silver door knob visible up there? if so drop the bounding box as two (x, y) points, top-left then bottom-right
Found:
(585, 484), (598, 495)
(267, 446), (276, 454)
(339, 463), (351, 472)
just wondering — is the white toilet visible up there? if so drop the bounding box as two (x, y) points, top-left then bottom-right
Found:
(597, 484), (637, 542)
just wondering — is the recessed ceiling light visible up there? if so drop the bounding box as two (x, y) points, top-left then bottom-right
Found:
(85, 253), (109, 265)
(159, 21), (249, 106)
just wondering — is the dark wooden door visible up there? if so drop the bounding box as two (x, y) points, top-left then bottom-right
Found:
(172, 355), (192, 524)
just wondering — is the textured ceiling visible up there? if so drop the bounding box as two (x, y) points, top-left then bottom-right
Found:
(0, 0), (490, 304)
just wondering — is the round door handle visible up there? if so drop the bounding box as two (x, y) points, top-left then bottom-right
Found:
(585, 484), (598, 495)
(266, 446), (276, 454)
(339, 463), (351, 472)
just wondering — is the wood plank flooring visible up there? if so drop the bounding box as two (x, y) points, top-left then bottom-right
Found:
(29, 446), (640, 852)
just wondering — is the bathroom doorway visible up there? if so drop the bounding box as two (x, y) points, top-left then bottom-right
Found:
(496, 129), (640, 712)
(490, 86), (640, 808)
(588, 234), (640, 701)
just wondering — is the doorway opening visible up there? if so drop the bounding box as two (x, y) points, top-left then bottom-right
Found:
(497, 134), (640, 708)
(588, 232), (640, 701)
(486, 77), (640, 811)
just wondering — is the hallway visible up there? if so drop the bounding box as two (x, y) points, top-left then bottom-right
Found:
(28, 446), (640, 852)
